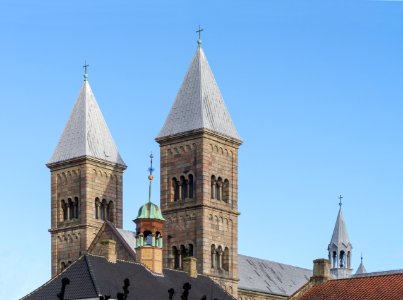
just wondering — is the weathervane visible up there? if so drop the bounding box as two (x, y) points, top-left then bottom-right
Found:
(83, 60), (89, 81)
(148, 152), (154, 203)
(196, 25), (204, 47)
(338, 195), (343, 207)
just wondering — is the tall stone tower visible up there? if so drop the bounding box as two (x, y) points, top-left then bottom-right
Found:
(47, 74), (126, 277)
(328, 199), (353, 279)
(156, 42), (242, 297)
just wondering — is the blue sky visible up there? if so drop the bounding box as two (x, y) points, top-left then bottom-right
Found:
(1, 1), (402, 299)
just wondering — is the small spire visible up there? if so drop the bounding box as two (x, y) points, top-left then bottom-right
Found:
(338, 195), (343, 207)
(148, 152), (154, 203)
(83, 60), (89, 81)
(361, 253), (363, 263)
(196, 25), (204, 47)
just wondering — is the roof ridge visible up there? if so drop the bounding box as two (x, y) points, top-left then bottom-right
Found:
(239, 254), (312, 271)
(85, 254), (101, 296)
(332, 272), (403, 281)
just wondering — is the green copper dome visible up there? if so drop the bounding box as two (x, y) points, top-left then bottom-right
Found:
(136, 202), (165, 221)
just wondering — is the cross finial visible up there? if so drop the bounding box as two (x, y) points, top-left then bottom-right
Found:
(147, 152), (155, 203)
(83, 61), (89, 81)
(196, 25), (204, 47)
(148, 152), (154, 179)
(338, 195), (343, 207)
(361, 253), (363, 263)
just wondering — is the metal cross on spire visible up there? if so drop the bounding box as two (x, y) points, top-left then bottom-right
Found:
(338, 195), (343, 207)
(196, 25), (204, 47)
(83, 61), (89, 81)
(148, 152), (154, 178)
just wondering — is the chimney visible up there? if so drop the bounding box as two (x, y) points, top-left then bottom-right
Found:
(183, 257), (198, 278)
(100, 239), (117, 263)
(310, 259), (330, 284)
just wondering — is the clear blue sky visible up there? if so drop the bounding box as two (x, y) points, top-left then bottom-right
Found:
(1, 1), (402, 299)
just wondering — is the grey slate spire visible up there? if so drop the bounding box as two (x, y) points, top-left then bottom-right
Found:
(328, 204), (353, 279)
(157, 46), (241, 141)
(48, 81), (125, 166)
(329, 207), (351, 249)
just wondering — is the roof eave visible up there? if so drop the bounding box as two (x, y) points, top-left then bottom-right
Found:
(46, 155), (127, 170)
(156, 128), (243, 146)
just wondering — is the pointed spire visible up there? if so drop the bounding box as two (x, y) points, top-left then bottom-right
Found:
(329, 204), (351, 248)
(157, 46), (242, 142)
(48, 80), (125, 166)
(355, 254), (367, 275)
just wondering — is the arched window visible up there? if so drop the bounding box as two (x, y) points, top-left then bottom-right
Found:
(216, 178), (223, 200)
(74, 197), (79, 219)
(332, 251), (337, 268)
(211, 245), (216, 269)
(340, 250), (345, 268)
(188, 174), (194, 199)
(223, 179), (230, 203)
(68, 198), (74, 220)
(95, 198), (100, 219)
(188, 244), (194, 257)
(108, 201), (114, 222)
(180, 176), (186, 200)
(217, 246), (223, 269)
(172, 178), (179, 201)
(173, 246), (179, 269)
(61, 200), (68, 221)
(211, 176), (216, 199)
(144, 231), (153, 246)
(101, 199), (107, 220)
(223, 247), (230, 271)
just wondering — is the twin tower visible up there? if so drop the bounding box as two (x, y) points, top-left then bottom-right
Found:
(47, 45), (242, 294)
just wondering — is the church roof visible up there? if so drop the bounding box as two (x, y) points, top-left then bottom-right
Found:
(238, 254), (312, 297)
(295, 272), (403, 300)
(156, 46), (242, 142)
(136, 201), (165, 221)
(329, 207), (351, 249)
(22, 254), (234, 300)
(354, 269), (403, 278)
(48, 81), (125, 166)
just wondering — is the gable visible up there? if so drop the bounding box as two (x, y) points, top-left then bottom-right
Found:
(87, 221), (136, 262)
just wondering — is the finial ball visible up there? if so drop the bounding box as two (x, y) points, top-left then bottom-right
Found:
(148, 175), (154, 181)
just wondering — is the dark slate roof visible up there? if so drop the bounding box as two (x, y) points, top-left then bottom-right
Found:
(238, 254), (312, 297)
(22, 254), (234, 300)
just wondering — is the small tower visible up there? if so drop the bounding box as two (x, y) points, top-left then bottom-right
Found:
(355, 254), (367, 275)
(328, 196), (353, 279)
(156, 31), (242, 297)
(134, 154), (165, 274)
(47, 66), (126, 276)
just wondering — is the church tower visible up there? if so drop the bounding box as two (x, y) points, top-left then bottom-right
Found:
(47, 70), (126, 277)
(328, 197), (353, 279)
(156, 39), (242, 297)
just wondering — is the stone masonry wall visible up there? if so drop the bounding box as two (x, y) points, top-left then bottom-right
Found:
(158, 131), (241, 299)
(49, 158), (125, 277)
